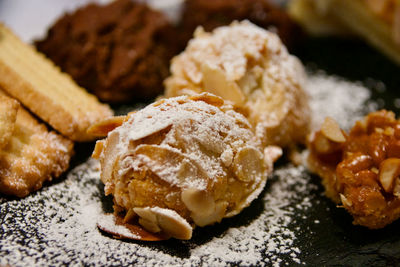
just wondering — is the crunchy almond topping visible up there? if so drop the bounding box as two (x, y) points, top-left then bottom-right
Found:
(321, 117), (346, 143)
(233, 146), (264, 182)
(340, 193), (352, 207)
(201, 63), (246, 106)
(92, 140), (105, 159)
(133, 207), (192, 240)
(313, 133), (332, 154)
(181, 188), (215, 216)
(378, 158), (400, 192)
(384, 127), (395, 136)
(87, 115), (126, 137)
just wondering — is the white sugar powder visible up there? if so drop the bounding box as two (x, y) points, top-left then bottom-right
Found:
(0, 72), (376, 266)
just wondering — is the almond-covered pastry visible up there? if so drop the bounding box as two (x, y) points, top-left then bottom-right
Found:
(91, 93), (281, 239)
(0, 91), (74, 197)
(164, 21), (310, 149)
(308, 110), (400, 229)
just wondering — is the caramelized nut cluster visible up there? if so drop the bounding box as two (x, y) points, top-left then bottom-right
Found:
(308, 110), (400, 229)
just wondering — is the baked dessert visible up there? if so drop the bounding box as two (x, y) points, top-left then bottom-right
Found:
(165, 21), (310, 149)
(178, 0), (304, 51)
(0, 23), (113, 141)
(0, 93), (19, 149)
(35, 0), (179, 103)
(288, 0), (400, 64)
(0, 91), (74, 198)
(91, 93), (281, 239)
(308, 110), (400, 229)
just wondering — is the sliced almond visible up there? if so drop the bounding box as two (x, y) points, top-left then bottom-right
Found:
(313, 133), (331, 154)
(264, 145), (283, 164)
(233, 146), (265, 182)
(201, 63), (246, 106)
(97, 213), (167, 241)
(181, 188), (215, 215)
(134, 207), (192, 240)
(378, 158), (400, 192)
(92, 140), (105, 159)
(189, 93), (225, 107)
(340, 193), (352, 207)
(134, 144), (207, 188)
(133, 207), (162, 233)
(321, 117), (346, 143)
(87, 115), (126, 137)
(190, 201), (228, 227)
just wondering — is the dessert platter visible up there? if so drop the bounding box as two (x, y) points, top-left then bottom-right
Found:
(1, 0), (400, 266)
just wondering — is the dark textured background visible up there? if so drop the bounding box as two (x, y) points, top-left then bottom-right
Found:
(292, 36), (400, 266)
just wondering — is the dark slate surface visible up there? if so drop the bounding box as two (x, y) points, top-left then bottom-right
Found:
(293, 36), (400, 266)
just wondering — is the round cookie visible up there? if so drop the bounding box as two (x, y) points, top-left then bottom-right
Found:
(35, 0), (179, 103)
(92, 93), (280, 239)
(165, 21), (310, 148)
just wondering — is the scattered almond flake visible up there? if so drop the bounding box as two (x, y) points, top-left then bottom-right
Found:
(0, 72), (378, 266)
(96, 213), (141, 240)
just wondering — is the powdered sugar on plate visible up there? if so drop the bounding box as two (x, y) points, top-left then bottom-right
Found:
(0, 72), (376, 266)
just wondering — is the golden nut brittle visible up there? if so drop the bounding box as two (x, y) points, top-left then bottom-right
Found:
(308, 110), (400, 229)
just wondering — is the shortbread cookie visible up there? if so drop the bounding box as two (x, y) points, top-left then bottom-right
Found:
(0, 91), (74, 197)
(165, 21), (310, 148)
(91, 93), (281, 239)
(0, 23), (113, 141)
(0, 93), (19, 149)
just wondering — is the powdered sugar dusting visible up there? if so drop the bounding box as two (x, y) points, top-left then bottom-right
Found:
(97, 213), (141, 240)
(305, 71), (376, 131)
(1, 72), (376, 266)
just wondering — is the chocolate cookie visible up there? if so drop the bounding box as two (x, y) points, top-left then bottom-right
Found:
(36, 0), (178, 103)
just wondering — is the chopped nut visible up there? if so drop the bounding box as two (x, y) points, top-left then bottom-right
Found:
(313, 133), (332, 154)
(371, 167), (379, 174)
(321, 117), (346, 143)
(384, 127), (395, 136)
(378, 158), (400, 192)
(340, 193), (352, 207)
